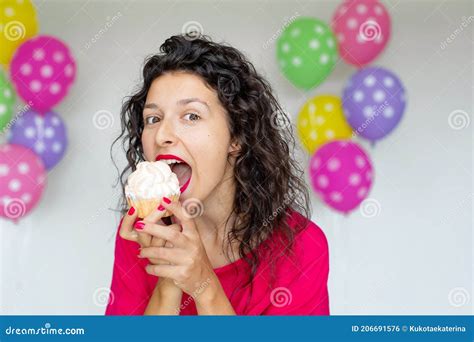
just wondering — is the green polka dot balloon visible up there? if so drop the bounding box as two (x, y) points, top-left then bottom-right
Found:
(277, 17), (338, 90)
(0, 69), (16, 133)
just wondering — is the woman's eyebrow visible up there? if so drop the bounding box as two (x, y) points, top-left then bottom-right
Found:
(177, 97), (210, 109)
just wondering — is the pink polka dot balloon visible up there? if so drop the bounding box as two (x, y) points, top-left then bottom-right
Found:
(332, 0), (391, 67)
(10, 35), (76, 114)
(0, 144), (47, 222)
(309, 140), (374, 214)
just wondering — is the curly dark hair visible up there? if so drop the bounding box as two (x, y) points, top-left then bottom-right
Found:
(111, 34), (312, 297)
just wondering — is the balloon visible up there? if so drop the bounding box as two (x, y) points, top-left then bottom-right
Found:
(10, 35), (76, 113)
(277, 17), (338, 90)
(342, 66), (406, 143)
(297, 95), (353, 154)
(0, 0), (39, 66)
(0, 68), (16, 132)
(8, 110), (67, 170)
(332, 0), (390, 67)
(0, 144), (47, 222)
(309, 140), (373, 214)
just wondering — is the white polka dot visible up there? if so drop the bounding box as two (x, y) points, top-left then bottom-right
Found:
(320, 54), (329, 64)
(50, 82), (61, 94)
(0, 104), (6, 116)
(33, 48), (45, 61)
(44, 127), (55, 138)
(327, 158), (341, 172)
(324, 103), (334, 112)
(34, 141), (46, 153)
(363, 106), (374, 118)
(383, 77), (394, 88)
(309, 39), (320, 50)
(317, 175), (329, 188)
(364, 75), (376, 87)
(18, 162), (30, 174)
(356, 4), (367, 14)
(347, 18), (358, 29)
(330, 191), (343, 202)
(373, 90), (386, 102)
(374, 5), (384, 16)
(282, 43), (290, 53)
(312, 157), (321, 169)
(315, 116), (325, 125)
(291, 28), (300, 37)
(51, 117), (60, 126)
(325, 130), (335, 139)
(353, 90), (364, 102)
(41, 65), (53, 78)
(34, 116), (44, 126)
(357, 187), (368, 198)
(4, 7), (14, 17)
(383, 106), (394, 118)
(20, 63), (32, 76)
(1, 196), (12, 206)
(301, 118), (308, 127)
(9, 179), (21, 192)
(314, 25), (325, 34)
(309, 130), (318, 140)
(308, 103), (316, 114)
(292, 56), (302, 66)
(349, 173), (361, 186)
(53, 51), (65, 63)
(4, 88), (12, 98)
(0, 164), (9, 177)
(30, 80), (42, 93)
(355, 155), (366, 168)
(21, 193), (32, 203)
(52, 142), (62, 153)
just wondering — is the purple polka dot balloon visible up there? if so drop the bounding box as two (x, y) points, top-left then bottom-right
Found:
(8, 110), (68, 170)
(342, 66), (406, 143)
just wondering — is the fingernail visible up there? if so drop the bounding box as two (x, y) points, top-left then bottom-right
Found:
(162, 197), (171, 204)
(157, 205), (165, 211)
(134, 221), (145, 230)
(137, 248), (143, 257)
(128, 206), (135, 215)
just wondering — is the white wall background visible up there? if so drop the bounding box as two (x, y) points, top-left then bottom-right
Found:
(0, 0), (472, 315)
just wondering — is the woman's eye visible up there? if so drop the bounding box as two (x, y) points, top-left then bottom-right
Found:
(145, 116), (160, 125)
(184, 112), (201, 122)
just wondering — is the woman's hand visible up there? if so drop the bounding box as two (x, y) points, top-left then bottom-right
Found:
(136, 199), (215, 296)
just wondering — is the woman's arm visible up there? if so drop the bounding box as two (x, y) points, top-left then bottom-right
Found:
(194, 274), (235, 315)
(144, 278), (183, 315)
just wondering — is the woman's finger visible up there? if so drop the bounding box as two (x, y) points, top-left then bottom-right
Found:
(145, 264), (177, 279)
(139, 246), (185, 265)
(161, 198), (199, 237)
(135, 221), (185, 247)
(119, 206), (139, 242)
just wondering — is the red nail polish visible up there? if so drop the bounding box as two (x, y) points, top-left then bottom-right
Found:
(157, 205), (165, 211)
(134, 221), (145, 230)
(128, 206), (135, 215)
(162, 197), (171, 204)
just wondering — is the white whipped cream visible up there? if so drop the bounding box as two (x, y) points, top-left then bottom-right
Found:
(125, 161), (180, 200)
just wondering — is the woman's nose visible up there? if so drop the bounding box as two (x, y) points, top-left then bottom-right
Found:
(154, 118), (177, 146)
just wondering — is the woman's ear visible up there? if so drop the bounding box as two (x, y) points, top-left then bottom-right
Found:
(228, 141), (241, 156)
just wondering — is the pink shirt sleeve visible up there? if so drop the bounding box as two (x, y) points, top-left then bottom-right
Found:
(262, 222), (330, 315)
(105, 222), (155, 315)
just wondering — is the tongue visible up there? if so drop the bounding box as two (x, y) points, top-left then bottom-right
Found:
(171, 163), (192, 187)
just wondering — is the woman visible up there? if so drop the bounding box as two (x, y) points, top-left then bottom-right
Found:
(106, 34), (329, 315)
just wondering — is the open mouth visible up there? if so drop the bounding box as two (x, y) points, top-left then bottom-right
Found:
(156, 154), (192, 193)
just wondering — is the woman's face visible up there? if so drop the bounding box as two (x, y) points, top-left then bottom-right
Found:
(141, 71), (239, 203)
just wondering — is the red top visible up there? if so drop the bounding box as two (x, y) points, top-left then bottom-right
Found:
(105, 209), (330, 315)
